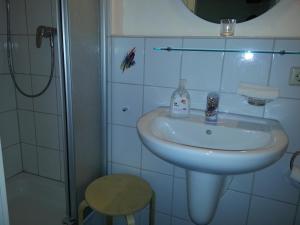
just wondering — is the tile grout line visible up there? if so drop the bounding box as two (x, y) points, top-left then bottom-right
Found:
(25, 0), (41, 177)
(15, 91), (24, 172)
(109, 80), (300, 101)
(245, 173), (256, 225)
(170, 162), (176, 224)
(2, 142), (21, 151)
(292, 194), (300, 225)
(53, 55), (62, 180)
(112, 161), (174, 178)
(263, 38), (276, 117)
(21, 141), (62, 152)
(218, 38), (227, 93)
(0, 108), (19, 114)
(12, 0), (31, 174)
(140, 37), (146, 177)
(109, 38), (113, 175)
(179, 37), (184, 80)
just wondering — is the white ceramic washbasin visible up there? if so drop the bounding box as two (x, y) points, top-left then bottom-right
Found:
(137, 107), (288, 224)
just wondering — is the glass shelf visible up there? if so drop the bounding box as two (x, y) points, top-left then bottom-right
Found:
(153, 47), (300, 55)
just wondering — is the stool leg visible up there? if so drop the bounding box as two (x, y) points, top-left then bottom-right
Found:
(126, 214), (135, 225)
(106, 216), (113, 225)
(78, 200), (89, 225)
(149, 191), (156, 225)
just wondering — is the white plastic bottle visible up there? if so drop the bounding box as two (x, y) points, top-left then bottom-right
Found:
(170, 79), (191, 117)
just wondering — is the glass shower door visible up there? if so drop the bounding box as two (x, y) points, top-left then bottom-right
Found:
(0, 0), (67, 224)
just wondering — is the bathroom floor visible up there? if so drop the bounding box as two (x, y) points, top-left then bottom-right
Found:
(6, 173), (66, 225)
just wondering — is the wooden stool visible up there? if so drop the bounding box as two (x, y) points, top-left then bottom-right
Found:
(78, 174), (155, 225)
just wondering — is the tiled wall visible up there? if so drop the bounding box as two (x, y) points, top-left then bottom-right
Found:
(108, 37), (300, 225)
(0, 0), (64, 181)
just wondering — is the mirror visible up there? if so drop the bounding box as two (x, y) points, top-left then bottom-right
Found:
(182, 0), (280, 23)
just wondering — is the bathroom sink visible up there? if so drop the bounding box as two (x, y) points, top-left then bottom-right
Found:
(137, 107), (288, 175)
(137, 107), (288, 224)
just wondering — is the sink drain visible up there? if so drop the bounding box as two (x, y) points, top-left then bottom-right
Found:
(206, 129), (212, 135)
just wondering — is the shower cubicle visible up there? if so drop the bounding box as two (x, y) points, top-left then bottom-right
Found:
(0, 0), (107, 224)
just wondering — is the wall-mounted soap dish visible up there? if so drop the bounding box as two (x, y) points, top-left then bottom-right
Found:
(238, 83), (279, 107)
(247, 97), (270, 106)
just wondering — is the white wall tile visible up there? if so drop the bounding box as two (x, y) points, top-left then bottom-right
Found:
(210, 190), (250, 225)
(142, 145), (173, 175)
(145, 38), (182, 88)
(112, 37), (144, 84)
(172, 178), (189, 220)
(50, 0), (57, 28)
(107, 124), (112, 162)
(270, 40), (300, 99)
(55, 78), (63, 115)
(107, 162), (112, 175)
(174, 166), (186, 178)
(12, 36), (30, 74)
(2, 144), (22, 178)
(247, 196), (296, 225)
(172, 218), (194, 225)
(60, 151), (64, 181)
(109, 37), (300, 225)
(189, 90), (207, 110)
(221, 39), (273, 92)
(0, 111), (19, 148)
(35, 112), (59, 149)
(111, 125), (141, 168)
(142, 170), (173, 214)
(57, 116), (65, 151)
(38, 147), (61, 180)
(230, 173), (253, 194)
(32, 75), (58, 114)
(26, 0), (52, 34)
(253, 153), (299, 204)
(28, 37), (52, 75)
(22, 143), (38, 174)
(296, 206), (300, 225)
(112, 83), (143, 127)
(140, 209), (171, 225)
(181, 38), (225, 91)
(219, 93), (264, 117)
(111, 163), (140, 177)
(0, 0), (6, 34)
(15, 74), (33, 110)
(107, 82), (112, 124)
(18, 110), (36, 144)
(9, 0), (27, 34)
(0, 75), (16, 112)
(143, 86), (174, 113)
(0, 37), (9, 73)
(265, 98), (300, 153)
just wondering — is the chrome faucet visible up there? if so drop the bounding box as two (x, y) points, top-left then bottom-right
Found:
(205, 92), (219, 122)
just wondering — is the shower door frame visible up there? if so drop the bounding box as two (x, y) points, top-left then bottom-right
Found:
(0, 140), (10, 225)
(58, 0), (109, 223)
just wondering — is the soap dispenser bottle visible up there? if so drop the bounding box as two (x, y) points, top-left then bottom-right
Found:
(170, 79), (191, 117)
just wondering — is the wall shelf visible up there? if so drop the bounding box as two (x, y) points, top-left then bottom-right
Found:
(153, 47), (300, 55)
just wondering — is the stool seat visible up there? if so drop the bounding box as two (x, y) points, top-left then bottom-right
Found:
(85, 174), (152, 216)
(78, 174), (155, 225)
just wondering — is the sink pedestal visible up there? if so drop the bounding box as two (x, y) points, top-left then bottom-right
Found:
(187, 171), (225, 225)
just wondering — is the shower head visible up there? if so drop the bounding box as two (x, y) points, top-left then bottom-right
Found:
(36, 26), (57, 48)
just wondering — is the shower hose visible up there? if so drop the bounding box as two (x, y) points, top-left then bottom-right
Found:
(5, 0), (55, 98)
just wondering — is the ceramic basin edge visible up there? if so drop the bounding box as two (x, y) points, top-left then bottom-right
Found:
(137, 107), (288, 175)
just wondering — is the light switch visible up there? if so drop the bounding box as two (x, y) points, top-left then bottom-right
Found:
(289, 67), (300, 86)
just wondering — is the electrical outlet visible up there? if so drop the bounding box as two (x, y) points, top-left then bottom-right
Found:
(289, 67), (300, 86)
